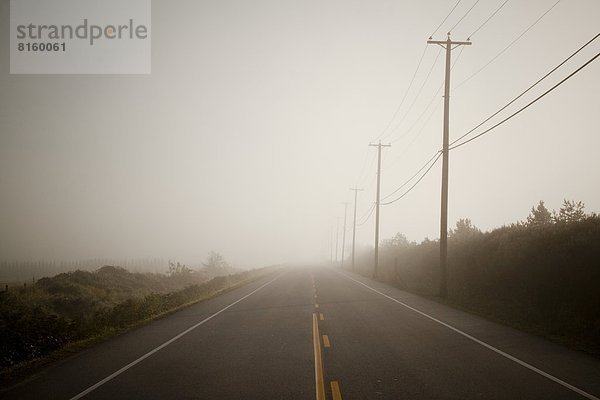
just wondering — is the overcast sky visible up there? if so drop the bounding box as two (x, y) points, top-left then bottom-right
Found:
(1, 0), (599, 268)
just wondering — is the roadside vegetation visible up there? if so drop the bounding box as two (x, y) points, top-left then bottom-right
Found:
(0, 253), (276, 377)
(356, 200), (600, 355)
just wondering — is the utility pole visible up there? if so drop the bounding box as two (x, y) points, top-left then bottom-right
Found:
(349, 186), (364, 272)
(341, 202), (349, 268)
(427, 33), (471, 298)
(369, 140), (391, 279)
(335, 217), (340, 264)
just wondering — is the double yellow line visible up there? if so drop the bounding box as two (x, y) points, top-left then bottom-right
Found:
(313, 314), (342, 400)
(312, 313), (326, 400)
(312, 270), (342, 400)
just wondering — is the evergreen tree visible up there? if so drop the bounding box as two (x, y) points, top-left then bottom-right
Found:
(554, 199), (586, 223)
(449, 218), (481, 239)
(526, 200), (553, 226)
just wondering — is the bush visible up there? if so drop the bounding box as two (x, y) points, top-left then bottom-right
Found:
(375, 214), (600, 353)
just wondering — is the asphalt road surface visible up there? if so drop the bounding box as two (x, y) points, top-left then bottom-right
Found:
(3, 266), (600, 399)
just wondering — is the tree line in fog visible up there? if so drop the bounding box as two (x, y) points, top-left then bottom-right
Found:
(353, 199), (600, 356)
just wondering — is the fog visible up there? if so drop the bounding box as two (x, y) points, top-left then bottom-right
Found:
(1, 0), (599, 270)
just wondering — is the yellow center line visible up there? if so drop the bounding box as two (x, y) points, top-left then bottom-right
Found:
(312, 313), (325, 400)
(320, 313), (324, 321)
(331, 381), (343, 400)
(322, 335), (331, 348)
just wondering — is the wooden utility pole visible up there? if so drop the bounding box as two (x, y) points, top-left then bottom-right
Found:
(369, 141), (391, 279)
(427, 34), (471, 298)
(349, 186), (364, 272)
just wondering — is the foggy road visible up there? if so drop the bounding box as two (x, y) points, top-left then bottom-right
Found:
(3, 267), (600, 400)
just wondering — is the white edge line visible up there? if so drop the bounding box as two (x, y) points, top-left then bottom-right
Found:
(69, 274), (282, 400)
(338, 270), (599, 400)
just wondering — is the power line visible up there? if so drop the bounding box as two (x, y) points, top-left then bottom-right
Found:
(396, 47), (465, 148)
(381, 152), (442, 206)
(355, 147), (379, 192)
(372, 39), (466, 198)
(390, 88), (441, 145)
(383, 46), (466, 177)
(375, 0), (465, 143)
(356, 203), (376, 226)
(450, 32), (600, 147)
(375, 45), (428, 141)
(449, 0), (481, 33)
(382, 47), (443, 141)
(454, 0), (561, 91)
(357, 150), (379, 195)
(450, 50), (600, 150)
(364, 169), (378, 194)
(430, 0), (463, 39)
(355, 147), (374, 186)
(467, 0), (509, 39)
(395, 99), (443, 158)
(381, 151), (442, 201)
(390, 46), (466, 146)
(377, 34), (598, 227)
(381, 47), (466, 197)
